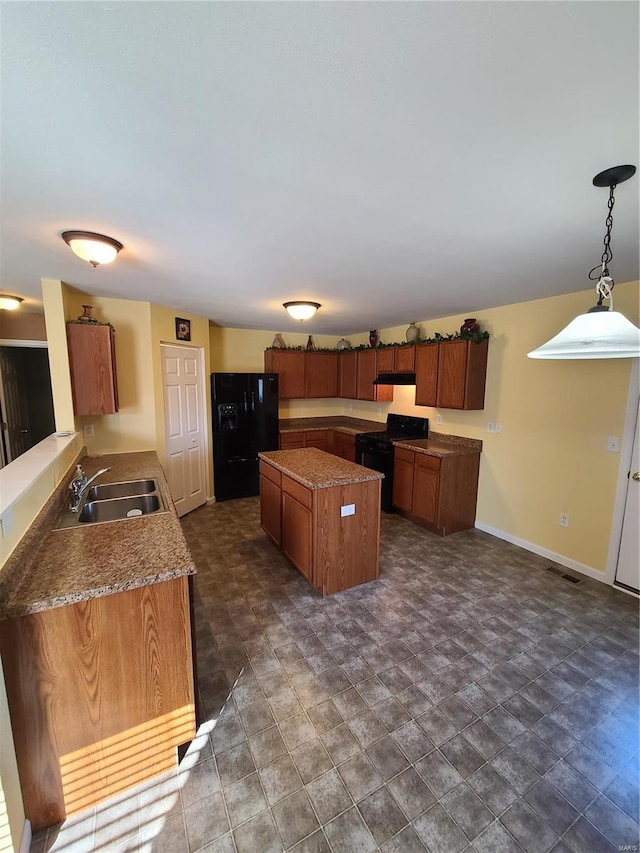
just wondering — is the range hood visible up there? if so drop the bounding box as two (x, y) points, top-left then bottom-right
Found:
(372, 372), (417, 386)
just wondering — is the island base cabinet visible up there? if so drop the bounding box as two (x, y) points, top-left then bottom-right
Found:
(260, 467), (282, 546)
(282, 491), (313, 582)
(0, 577), (196, 832)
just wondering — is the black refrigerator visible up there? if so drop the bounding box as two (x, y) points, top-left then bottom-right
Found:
(211, 372), (279, 501)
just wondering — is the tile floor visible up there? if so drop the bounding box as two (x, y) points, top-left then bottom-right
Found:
(32, 498), (639, 852)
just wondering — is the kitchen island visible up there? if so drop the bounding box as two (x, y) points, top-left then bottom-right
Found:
(259, 448), (383, 595)
(0, 452), (197, 832)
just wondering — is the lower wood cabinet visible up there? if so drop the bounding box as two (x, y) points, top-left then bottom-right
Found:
(259, 459), (380, 595)
(333, 431), (356, 462)
(393, 446), (480, 535)
(0, 577), (196, 832)
(280, 430), (330, 452)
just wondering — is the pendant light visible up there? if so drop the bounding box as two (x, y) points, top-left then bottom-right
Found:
(528, 165), (639, 359)
(283, 301), (321, 321)
(62, 231), (123, 267)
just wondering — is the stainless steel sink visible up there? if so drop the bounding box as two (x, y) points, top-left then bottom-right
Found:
(53, 477), (166, 529)
(86, 479), (157, 501)
(78, 494), (163, 523)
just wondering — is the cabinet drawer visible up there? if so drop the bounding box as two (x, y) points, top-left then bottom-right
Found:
(282, 474), (313, 510)
(394, 447), (415, 464)
(416, 453), (441, 472)
(259, 461), (281, 486)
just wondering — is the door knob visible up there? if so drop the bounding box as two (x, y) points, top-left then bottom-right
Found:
(633, 472), (640, 481)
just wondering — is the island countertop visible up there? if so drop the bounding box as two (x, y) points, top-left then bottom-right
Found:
(0, 451), (196, 620)
(259, 447), (384, 490)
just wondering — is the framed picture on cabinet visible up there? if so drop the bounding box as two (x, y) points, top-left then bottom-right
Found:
(175, 317), (191, 342)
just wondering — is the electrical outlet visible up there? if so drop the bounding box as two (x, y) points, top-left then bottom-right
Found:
(606, 436), (619, 452)
(436, 414), (443, 425)
(559, 513), (570, 528)
(487, 422), (495, 433)
(83, 424), (94, 438)
(377, 406), (382, 416)
(340, 504), (355, 517)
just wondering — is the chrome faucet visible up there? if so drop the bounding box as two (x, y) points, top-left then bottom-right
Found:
(69, 464), (111, 512)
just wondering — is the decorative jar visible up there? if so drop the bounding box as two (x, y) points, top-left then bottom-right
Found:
(272, 333), (285, 348)
(405, 322), (420, 342)
(369, 330), (378, 348)
(336, 338), (349, 350)
(460, 318), (480, 335)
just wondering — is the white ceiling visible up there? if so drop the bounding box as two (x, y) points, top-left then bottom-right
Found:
(1, 1), (638, 335)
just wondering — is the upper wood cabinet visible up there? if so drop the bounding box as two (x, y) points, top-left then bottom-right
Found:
(339, 351), (357, 399)
(264, 350), (306, 399)
(415, 343), (439, 407)
(305, 352), (338, 398)
(376, 348), (394, 373)
(66, 322), (119, 415)
(356, 350), (394, 402)
(436, 338), (489, 410)
(395, 346), (416, 373)
(415, 339), (488, 410)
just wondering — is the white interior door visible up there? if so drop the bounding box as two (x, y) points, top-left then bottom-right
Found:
(161, 344), (207, 517)
(615, 399), (639, 593)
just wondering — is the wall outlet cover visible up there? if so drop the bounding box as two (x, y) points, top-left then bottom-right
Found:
(559, 513), (570, 528)
(487, 422), (495, 433)
(83, 424), (95, 438)
(436, 414), (443, 425)
(606, 436), (620, 453)
(341, 504), (356, 517)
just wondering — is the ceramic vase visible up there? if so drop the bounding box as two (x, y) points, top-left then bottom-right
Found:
(369, 330), (378, 348)
(405, 322), (420, 342)
(272, 333), (285, 348)
(336, 338), (349, 350)
(460, 318), (480, 335)
(306, 335), (315, 351)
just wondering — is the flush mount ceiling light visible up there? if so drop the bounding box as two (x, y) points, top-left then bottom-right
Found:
(0, 295), (23, 311)
(61, 230), (123, 267)
(283, 301), (321, 321)
(528, 165), (639, 360)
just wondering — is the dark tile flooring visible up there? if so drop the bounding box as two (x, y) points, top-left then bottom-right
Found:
(32, 498), (638, 852)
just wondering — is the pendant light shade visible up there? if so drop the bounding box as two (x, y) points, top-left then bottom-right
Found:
(528, 307), (640, 359)
(283, 301), (321, 321)
(62, 231), (123, 267)
(528, 164), (639, 360)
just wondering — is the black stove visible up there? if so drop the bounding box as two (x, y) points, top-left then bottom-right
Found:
(356, 414), (429, 512)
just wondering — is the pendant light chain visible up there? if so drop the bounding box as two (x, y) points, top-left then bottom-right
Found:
(588, 183), (617, 285)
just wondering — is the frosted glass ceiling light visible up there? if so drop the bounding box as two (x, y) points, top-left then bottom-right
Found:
(283, 301), (321, 321)
(528, 164), (639, 360)
(62, 230), (123, 267)
(0, 295), (23, 311)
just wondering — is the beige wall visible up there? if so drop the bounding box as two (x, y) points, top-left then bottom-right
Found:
(42, 279), (75, 433)
(210, 281), (640, 574)
(0, 312), (46, 342)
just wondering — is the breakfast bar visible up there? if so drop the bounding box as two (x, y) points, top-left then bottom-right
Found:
(258, 448), (383, 596)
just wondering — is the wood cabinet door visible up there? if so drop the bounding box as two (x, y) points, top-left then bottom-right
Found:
(282, 492), (313, 581)
(356, 350), (376, 400)
(392, 454), (414, 512)
(341, 434), (356, 463)
(377, 348), (394, 373)
(415, 344), (439, 407)
(412, 457), (440, 525)
(304, 430), (328, 451)
(339, 351), (357, 399)
(394, 346), (416, 373)
(260, 474), (281, 546)
(436, 340), (467, 409)
(280, 431), (304, 450)
(306, 352), (338, 398)
(266, 350), (306, 399)
(67, 323), (118, 415)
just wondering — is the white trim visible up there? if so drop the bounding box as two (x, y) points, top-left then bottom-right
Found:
(474, 520), (609, 584)
(19, 819), (32, 853)
(612, 582), (639, 599)
(606, 361), (639, 584)
(206, 496), (216, 505)
(0, 339), (47, 348)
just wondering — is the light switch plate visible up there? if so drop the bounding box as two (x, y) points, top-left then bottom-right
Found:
(341, 504), (355, 517)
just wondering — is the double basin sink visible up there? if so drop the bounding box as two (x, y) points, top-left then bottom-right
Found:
(55, 478), (166, 529)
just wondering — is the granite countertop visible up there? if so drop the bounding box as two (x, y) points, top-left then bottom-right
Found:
(279, 417), (385, 436)
(260, 448), (384, 489)
(394, 432), (483, 458)
(0, 451), (196, 620)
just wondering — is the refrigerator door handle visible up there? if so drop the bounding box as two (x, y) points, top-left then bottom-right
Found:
(243, 391), (248, 413)
(251, 391), (255, 411)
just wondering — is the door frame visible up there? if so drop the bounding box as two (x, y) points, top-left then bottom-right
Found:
(605, 360), (639, 587)
(159, 341), (212, 506)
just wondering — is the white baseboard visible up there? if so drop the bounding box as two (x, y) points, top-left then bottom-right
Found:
(19, 819), (31, 853)
(206, 496), (216, 505)
(474, 521), (610, 585)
